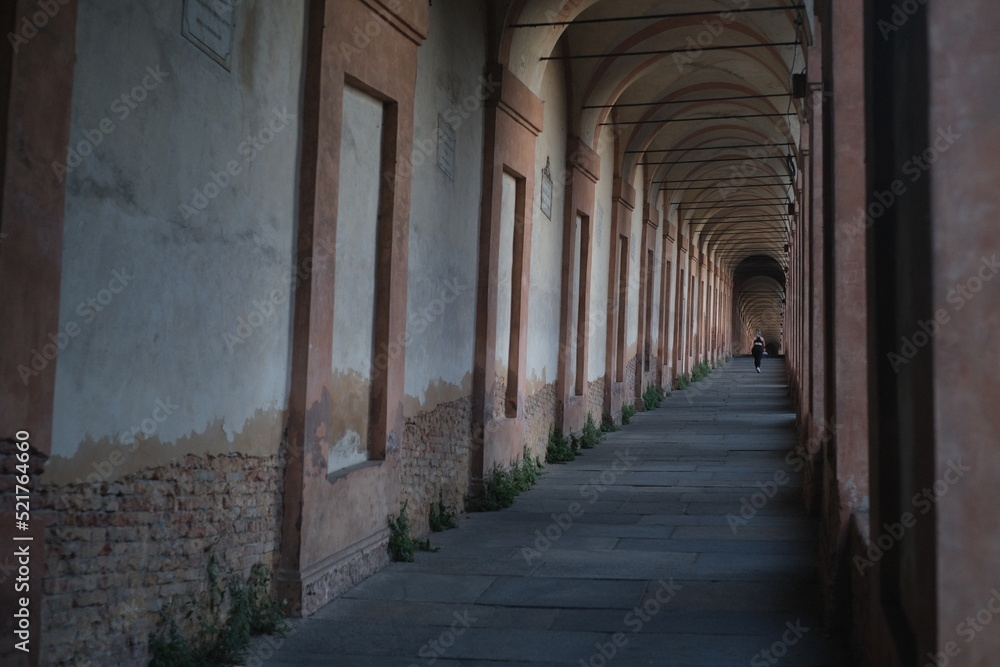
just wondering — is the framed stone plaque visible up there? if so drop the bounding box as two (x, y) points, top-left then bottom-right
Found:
(437, 115), (456, 180)
(540, 157), (553, 220)
(182, 0), (236, 70)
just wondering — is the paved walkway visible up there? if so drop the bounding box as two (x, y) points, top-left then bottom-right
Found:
(255, 358), (848, 666)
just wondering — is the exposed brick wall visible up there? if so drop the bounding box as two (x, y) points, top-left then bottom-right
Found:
(642, 362), (659, 401)
(491, 373), (507, 422)
(588, 377), (606, 421)
(401, 396), (473, 533)
(623, 356), (638, 408)
(299, 539), (389, 617)
(522, 382), (557, 462)
(38, 452), (284, 666)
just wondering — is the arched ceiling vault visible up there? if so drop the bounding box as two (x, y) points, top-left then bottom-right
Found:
(502, 0), (810, 346)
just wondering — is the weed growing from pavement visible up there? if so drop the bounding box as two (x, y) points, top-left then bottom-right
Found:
(429, 494), (458, 532)
(546, 427), (579, 463)
(621, 403), (637, 425)
(388, 501), (438, 562)
(148, 556), (288, 666)
(467, 448), (543, 512)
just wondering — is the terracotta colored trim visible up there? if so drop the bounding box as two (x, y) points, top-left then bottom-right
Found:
(664, 222), (677, 243)
(359, 0), (429, 45)
(612, 176), (636, 212)
(490, 64), (544, 137)
(567, 135), (600, 183)
(279, 0), (427, 615)
(0, 0), (77, 450)
(0, 1), (78, 662)
(472, 64), (542, 490)
(642, 202), (659, 230)
(557, 136), (599, 431)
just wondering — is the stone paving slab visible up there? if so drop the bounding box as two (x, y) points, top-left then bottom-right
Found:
(252, 358), (849, 666)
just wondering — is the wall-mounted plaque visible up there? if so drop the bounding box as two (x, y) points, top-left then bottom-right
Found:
(437, 114), (456, 180)
(596, 205), (604, 246)
(540, 157), (553, 220)
(182, 0), (236, 70)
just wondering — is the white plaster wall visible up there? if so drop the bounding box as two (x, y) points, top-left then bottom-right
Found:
(51, 0), (304, 460)
(328, 86), (383, 472)
(526, 59), (567, 390)
(588, 126), (615, 380)
(404, 0), (485, 413)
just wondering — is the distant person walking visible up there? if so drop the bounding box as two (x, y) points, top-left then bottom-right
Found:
(751, 331), (765, 373)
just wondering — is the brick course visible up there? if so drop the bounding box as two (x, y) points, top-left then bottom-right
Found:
(37, 452), (284, 665)
(401, 395), (473, 532)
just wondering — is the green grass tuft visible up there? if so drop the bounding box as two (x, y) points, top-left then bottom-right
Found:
(545, 427), (577, 463)
(621, 403), (637, 425)
(579, 413), (604, 449)
(467, 447), (543, 512)
(388, 501), (439, 562)
(429, 494), (458, 532)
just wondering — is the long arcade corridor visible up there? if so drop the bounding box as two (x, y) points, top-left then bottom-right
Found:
(255, 358), (849, 665)
(2, 1), (999, 665)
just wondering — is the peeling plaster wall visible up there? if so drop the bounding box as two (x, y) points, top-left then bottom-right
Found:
(403, 0), (484, 416)
(589, 126), (615, 381)
(49, 0), (305, 482)
(526, 58), (567, 392)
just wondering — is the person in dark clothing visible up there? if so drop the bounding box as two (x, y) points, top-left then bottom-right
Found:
(751, 331), (765, 373)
